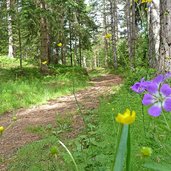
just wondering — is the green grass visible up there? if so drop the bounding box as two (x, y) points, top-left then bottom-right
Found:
(88, 67), (115, 78)
(0, 57), (89, 115)
(8, 83), (171, 171)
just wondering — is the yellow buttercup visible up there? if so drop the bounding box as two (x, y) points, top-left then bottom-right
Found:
(105, 33), (112, 39)
(141, 0), (152, 3)
(57, 43), (62, 47)
(42, 61), (48, 65)
(0, 126), (4, 134)
(115, 109), (136, 124)
(141, 147), (152, 157)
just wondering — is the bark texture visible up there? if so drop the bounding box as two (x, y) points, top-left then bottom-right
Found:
(148, 0), (160, 68)
(159, 0), (171, 72)
(7, 0), (14, 58)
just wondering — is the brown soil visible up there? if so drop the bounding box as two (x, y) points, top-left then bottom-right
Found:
(0, 74), (122, 170)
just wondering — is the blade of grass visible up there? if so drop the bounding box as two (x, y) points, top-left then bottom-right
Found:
(58, 140), (79, 171)
(113, 125), (129, 171)
(144, 162), (171, 171)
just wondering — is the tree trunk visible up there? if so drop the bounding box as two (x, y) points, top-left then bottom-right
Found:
(110, 0), (117, 69)
(148, 0), (160, 68)
(39, 0), (49, 73)
(159, 0), (171, 72)
(131, 0), (136, 67)
(103, 0), (108, 67)
(7, 0), (14, 58)
(126, 0), (136, 69)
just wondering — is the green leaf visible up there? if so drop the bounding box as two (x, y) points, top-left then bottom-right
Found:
(113, 125), (129, 171)
(144, 162), (171, 171)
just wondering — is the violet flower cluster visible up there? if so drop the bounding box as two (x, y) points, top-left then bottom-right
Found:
(131, 73), (171, 117)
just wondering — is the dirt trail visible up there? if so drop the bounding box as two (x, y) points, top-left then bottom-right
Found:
(0, 74), (122, 169)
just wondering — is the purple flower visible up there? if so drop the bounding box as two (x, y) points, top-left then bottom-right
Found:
(142, 83), (171, 117)
(153, 73), (171, 85)
(131, 78), (147, 93)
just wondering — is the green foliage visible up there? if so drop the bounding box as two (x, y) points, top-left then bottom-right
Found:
(8, 81), (171, 170)
(117, 34), (148, 69)
(144, 162), (171, 171)
(8, 136), (74, 171)
(124, 66), (156, 89)
(0, 57), (89, 115)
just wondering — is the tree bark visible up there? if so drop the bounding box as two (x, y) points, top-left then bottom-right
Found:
(159, 0), (171, 72)
(7, 0), (14, 58)
(103, 0), (108, 67)
(110, 0), (117, 69)
(39, 0), (49, 73)
(148, 0), (160, 68)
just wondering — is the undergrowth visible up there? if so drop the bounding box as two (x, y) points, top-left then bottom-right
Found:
(8, 83), (171, 170)
(0, 57), (89, 115)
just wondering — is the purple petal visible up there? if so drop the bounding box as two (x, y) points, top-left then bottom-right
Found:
(163, 98), (171, 112)
(148, 103), (162, 117)
(140, 78), (145, 82)
(164, 72), (171, 80)
(131, 82), (145, 93)
(145, 83), (158, 94)
(142, 94), (155, 105)
(153, 74), (164, 85)
(160, 84), (171, 97)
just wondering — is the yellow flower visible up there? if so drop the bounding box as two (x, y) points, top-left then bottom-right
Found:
(141, 147), (152, 157)
(12, 116), (17, 121)
(57, 43), (62, 47)
(105, 33), (112, 39)
(0, 126), (4, 134)
(115, 109), (136, 124)
(42, 61), (47, 65)
(141, 0), (152, 3)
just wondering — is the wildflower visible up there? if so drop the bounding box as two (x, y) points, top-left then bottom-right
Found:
(115, 109), (136, 124)
(12, 116), (17, 121)
(57, 43), (62, 47)
(131, 78), (147, 93)
(141, 0), (152, 3)
(105, 33), (112, 39)
(141, 147), (152, 157)
(0, 126), (4, 134)
(42, 61), (47, 65)
(142, 82), (171, 116)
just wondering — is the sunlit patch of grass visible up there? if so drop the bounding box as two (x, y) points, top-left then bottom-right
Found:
(88, 67), (114, 79)
(8, 136), (75, 171)
(0, 57), (89, 115)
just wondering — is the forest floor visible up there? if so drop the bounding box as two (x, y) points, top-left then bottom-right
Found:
(0, 74), (122, 170)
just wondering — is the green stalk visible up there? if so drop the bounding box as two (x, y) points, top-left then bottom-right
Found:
(112, 124), (122, 170)
(126, 125), (131, 171)
(139, 94), (146, 137)
(58, 140), (79, 171)
(141, 102), (146, 137)
(113, 125), (129, 171)
(162, 112), (171, 131)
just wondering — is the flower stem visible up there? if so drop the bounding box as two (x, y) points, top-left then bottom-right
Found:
(140, 95), (146, 137)
(162, 112), (171, 131)
(126, 125), (131, 171)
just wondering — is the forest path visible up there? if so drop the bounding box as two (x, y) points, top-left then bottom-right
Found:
(0, 74), (122, 169)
